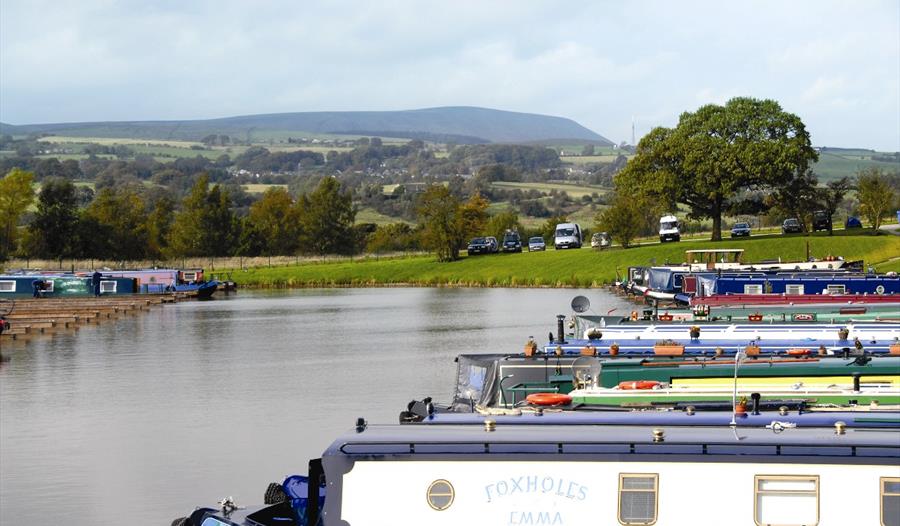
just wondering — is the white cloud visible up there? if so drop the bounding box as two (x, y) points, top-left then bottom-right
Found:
(0, 0), (897, 149)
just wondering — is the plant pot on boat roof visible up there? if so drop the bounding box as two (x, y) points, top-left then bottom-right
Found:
(653, 339), (685, 356)
(609, 342), (619, 356)
(734, 396), (748, 414)
(689, 325), (701, 339)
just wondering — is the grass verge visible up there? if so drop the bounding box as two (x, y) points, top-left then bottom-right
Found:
(231, 233), (900, 288)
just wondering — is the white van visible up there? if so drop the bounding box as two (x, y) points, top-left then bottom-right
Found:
(659, 215), (681, 242)
(554, 222), (583, 249)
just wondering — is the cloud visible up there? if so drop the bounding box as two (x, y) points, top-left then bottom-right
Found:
(1, 0), (897, 149)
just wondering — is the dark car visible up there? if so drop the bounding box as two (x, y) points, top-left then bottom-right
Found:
(501, 231), (522, 253)
(782, 218), (803, 234)
(730, 222), (751, 237)
(812, 210), (831, 232)
(467, 236), (497, 255)
(845, 216), (863, 229)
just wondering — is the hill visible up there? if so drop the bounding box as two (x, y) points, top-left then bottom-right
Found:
(0, 106), (612, 145)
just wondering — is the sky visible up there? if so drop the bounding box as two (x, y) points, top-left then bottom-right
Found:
(1, 1), (898, 150)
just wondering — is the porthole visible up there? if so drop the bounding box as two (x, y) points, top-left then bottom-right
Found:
(426, 479), (455, 511)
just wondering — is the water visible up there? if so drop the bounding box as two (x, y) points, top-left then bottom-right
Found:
(0, 288), (633, 525)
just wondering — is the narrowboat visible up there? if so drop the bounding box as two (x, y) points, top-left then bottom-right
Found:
(0, 274), (137, 297)
(173, 412), (900, 525)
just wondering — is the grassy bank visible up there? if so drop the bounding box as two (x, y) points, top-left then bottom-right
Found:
(231, 232), (900, 288)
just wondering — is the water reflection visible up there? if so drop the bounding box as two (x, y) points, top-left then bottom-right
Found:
(0, 287), (632, 526)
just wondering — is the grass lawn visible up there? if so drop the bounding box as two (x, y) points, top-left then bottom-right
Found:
(231, 232), (900, 288)
(242, 184), (289, 194)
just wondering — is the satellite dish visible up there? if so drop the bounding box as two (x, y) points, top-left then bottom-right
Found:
(571, 295), (591, 313)
(571, 356), (602, 389)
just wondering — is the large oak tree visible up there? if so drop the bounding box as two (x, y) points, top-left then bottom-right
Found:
(616, 97), (818, 240)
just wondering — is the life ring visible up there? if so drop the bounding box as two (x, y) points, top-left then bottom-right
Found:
(618, 380), (661, 390)
(787, 348), (811, 356)
(876, 285), (885, 295)
(526, 393), (572, 406)
(630, 311), (638, 321)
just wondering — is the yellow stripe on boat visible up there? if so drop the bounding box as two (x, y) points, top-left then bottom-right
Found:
(671, 375), (900, 388)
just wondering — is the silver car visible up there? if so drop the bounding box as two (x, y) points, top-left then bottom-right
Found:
(528, 236), (546, 251)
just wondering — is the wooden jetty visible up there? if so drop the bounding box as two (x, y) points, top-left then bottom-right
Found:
(0, 292), (196, 346)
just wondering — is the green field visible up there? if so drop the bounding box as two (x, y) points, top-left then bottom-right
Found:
(355, 207), (413, 225)
(230, 232), (900, 288)
(492, 181), (609, 198)
(812, 149), (899, 181)
(242, 184), (289, 194)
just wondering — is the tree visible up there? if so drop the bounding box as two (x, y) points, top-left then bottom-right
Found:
(417, 186), (488, 262)
(0, 168), (35, 259)
(818, 177), (851, 235)
(26, 178), (80, 260)
(168, 174), (238, 257)
(617, 97), (818, 240)
(540, 215), (568, 242)
(485, 210), (521, 239)
(247, 187), (301, 255)
(595, 193), (658, 248)
(765, 169), (820, 233)
(298, 176), (356, 256)
(857, 168), (896, 232)
(81, 187), (149, 260)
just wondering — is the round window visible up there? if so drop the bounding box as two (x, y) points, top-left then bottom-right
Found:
(426, 479), (455, 511)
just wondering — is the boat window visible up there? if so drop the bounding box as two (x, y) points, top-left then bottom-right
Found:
(42, 280), (54, 293)
(884, 477), (900, 526)
(826, 284), (846, 295)
(618, 473), (658, 525)
(785, 284), (804, 295)
(182, 271), (198, 281)
(0, 280), (15, 292)
(744, 284), (763, 295)
(201, 518), (232, 526)
(100, 281), (117, 293)
(754, 475), (819, 526)
(426, 479), (455, 511)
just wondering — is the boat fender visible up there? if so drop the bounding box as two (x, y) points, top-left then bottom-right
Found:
(525, 393), (572, 406)
(618, 380), (661, 390)
(786, 348), (811, 356)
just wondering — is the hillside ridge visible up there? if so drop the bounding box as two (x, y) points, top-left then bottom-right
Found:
(0, 106), (612, 145)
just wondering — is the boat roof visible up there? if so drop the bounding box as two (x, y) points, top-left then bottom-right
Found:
(325, 422), (900, 459)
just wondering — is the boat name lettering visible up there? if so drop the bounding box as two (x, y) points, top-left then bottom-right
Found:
(508, 510), (564, 525)
(484, 475), (588, 503)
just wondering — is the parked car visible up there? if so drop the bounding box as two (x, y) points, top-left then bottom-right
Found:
(467, 236), (498, 255)
(554, 222), (583, 249)
(812, 210), (831, 232)
(782, 218), (803, 234)
(845, 216), (863, 229)
(659, 214), (681, 242)
(501, 231), (522, 253)
(591, 232), (611, 249)
(730, 222), (751, 237)
(528, 236), (546, 251)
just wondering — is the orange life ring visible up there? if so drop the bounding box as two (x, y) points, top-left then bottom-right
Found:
(618, 380), (661, 390)
(630, 311), (638, 321)
(787, 348), (812, 356)
(526, 393), (572, 406)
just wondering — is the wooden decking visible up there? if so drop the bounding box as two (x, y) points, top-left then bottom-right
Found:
(0, 293), (195, 345)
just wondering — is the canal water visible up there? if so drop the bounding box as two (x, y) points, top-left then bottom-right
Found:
(0, 288), (634, 525)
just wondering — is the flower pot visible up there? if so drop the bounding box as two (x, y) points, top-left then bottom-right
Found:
(609, 343), (619, 356)
(745, 345), (761, 357)
(580, 345), (597, 357)
(734, 403), (747, 415)
(654, 343), (685, 356)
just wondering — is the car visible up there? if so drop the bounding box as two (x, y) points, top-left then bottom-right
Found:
(528, 236), (546, 251)
(782, 218), (803, 234)
(591, 232), (611, 249)
(501, 231), (522, 253)
(812, 210), (831, 232)
(554, 222), (583, 249)
(467, 236), (498, 255)
(845, 216), (863, 229)
(730, 222), (751, 237)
